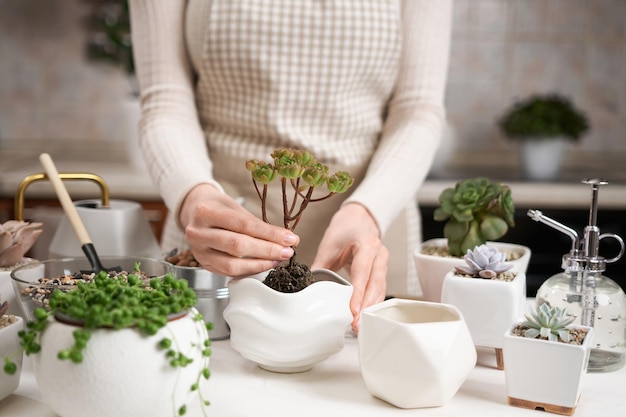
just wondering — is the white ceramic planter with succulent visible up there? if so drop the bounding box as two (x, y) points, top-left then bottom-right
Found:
(503, 303), (593, 416)
(441, 244), (526, 369)
(0, 308), (24, 401)
(414, 178), (530, 302)
(224, 268), (353, 373)
(358, 298), (476, 409)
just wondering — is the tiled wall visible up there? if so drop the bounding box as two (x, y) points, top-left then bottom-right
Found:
(0, 0), (624, 157)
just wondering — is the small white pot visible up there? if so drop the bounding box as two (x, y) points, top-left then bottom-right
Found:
(223, 268), (353, 373)
(503, 323), (593, 415)
(441, 270), (526, 369)
(32, 309), (209, 417)
(358, 298), (476, 409)
(0, 316), (24, 401)
(414, 238), (531, 302)
(0, 257), (37, 316)
(520, 138), (567, 180)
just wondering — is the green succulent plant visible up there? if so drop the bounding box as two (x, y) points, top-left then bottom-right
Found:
(521, 303), (575, 343)
(498, 93), (589, 141)
(433, 177), (515, 257)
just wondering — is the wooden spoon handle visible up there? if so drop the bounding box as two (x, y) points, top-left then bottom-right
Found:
(39, 153), (92, 245)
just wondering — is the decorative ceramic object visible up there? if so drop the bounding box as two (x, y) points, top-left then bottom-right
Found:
(414, 238), (531, 302)
(0, 315), (24, 401)
(503, 322), (593, 416)
(441, 269), (526, 369)
(358, 298), (476, 409)
(32, 310), (208, 417)
(521, 139), (567, 180)
(223, 268), (353, 373)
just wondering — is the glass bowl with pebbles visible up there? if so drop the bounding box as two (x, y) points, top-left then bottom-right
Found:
(10, 257), (172, 321)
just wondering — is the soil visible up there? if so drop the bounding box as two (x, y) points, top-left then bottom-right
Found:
(0, 314), (17, 330)
(263, 260), (316, 293)
(510, 324), (589, 345)
(421, 244), (525, 262)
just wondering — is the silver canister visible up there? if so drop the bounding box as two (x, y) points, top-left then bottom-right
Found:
(172, 266), (231, 340)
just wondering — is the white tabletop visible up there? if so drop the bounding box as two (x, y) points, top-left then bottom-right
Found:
(2, 333), (625, 417)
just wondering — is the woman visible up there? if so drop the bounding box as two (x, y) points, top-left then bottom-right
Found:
(129, 0), (452, 330)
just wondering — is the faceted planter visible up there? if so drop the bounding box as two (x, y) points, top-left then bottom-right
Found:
(0, 315), (24, 401)
(32, 309), (209, 417)
(414, 238), (531, 302)
(223, 268), (353, 373)
(358, 298), (476, 408)
(503, 323), (593, 416)
(441, 270), (526, 370)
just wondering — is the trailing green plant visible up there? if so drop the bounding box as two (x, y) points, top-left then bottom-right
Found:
(454, 244), (513, 279)
(246, 148), (355, 292)
(3, 263), (212, 416)
(520, 303), (576, 343)
(434, 177), (515, 257)
(498, 93), (589, 141)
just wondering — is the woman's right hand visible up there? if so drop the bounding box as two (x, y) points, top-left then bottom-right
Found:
(180, 184), (299, 277)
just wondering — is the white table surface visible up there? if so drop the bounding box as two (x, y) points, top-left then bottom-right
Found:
(1, 332), (625, 417)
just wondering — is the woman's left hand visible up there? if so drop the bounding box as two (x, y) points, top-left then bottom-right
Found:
(311, 203), (388, 332)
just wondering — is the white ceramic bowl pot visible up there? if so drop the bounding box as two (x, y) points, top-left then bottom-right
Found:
(441, 269), (527, 370)
(503, 324), (594, 416)
(33, 309), (209, 417)
(414, 238), (531, 302)
(358, 298), (477, 409)
(0, 315), (24, 401)
(223, 268), (353, 373)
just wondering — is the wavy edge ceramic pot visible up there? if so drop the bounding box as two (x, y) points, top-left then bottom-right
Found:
(441, 269), (526, 369)
(0, 315), (24, 401)
(32, 307), (209, 417)
(358, 298), (477, 409)
(503, 323), (593, 416)
(223, 268), (353, 373)
(414, 238), (531, 302)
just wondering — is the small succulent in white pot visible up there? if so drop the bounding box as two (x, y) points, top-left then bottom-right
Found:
(503, 303), (593, 415)
(442, 245), (526, 370)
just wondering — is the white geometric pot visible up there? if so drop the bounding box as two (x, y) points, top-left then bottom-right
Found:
(358, 298), (477, 408)
(0, 316), (24, 401)
(223, 268), (353, 373)
(503, 323), (593, 415)
(414, 238), (531, 302)
(32, 310), (209, 417)
(441, 270), (527, 369)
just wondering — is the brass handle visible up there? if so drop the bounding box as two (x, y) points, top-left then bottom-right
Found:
(14, 172), (110, 221)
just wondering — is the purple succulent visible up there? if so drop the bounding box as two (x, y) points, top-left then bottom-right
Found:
(0, 220), (43, 268)
(454, 244), (513, 279)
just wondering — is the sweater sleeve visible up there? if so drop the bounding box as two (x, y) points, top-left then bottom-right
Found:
(343, 0), (452, 236)
(129, 0), (223, 227)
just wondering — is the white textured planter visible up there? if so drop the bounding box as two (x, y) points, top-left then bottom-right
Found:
(223, 268), (353, 373)
(503, 323), (593, 415)
(520, 138), (567, 180)
(414, 238), (531, 302)
(0, 316), (24, 401)
(32, 309), (209, 417)
(441, 270), (526, 369)
(358, 298), (476, 409)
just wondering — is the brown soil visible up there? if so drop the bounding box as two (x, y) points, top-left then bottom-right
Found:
(510, 324), (589, 345)
(422, 244), (524, 262)
(263, 261), (316, 293)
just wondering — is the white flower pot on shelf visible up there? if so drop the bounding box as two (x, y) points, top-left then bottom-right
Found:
(223, 268), (353, 373)
(520, 138), (567, 180)
(0, 315), (24, 401)
(414, 238), (531, 302)
(441, 270), (526, 370)
(358, 298), (476, 409)
(503, 323), (593, 415)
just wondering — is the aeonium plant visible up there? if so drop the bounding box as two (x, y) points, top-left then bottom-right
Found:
(433, 177), (515, 257)
(246, 148), (355, 292)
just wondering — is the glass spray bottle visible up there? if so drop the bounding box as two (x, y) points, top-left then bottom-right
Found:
(529, 179), (625, 372)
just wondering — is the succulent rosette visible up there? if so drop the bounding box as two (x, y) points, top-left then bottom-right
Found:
(454, 244), (513, 279)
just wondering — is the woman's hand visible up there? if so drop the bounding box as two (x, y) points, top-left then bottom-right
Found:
(180, 184), (299, 277)
(311, 203), (388, 332)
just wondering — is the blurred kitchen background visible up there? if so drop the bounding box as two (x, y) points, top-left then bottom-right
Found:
(0, 0), (624, 294)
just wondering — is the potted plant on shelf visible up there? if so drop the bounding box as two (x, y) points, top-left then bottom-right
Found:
(441, 244), (526, 370)
(414, 177), (531, 302)
(223, 148), (355, 373)
(503, 303), (593, 416)
(4, 259), (212, 417)
(1, 297), (25, 402)
(498, 93), (589, 180)
(0, 220), (43, 316)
